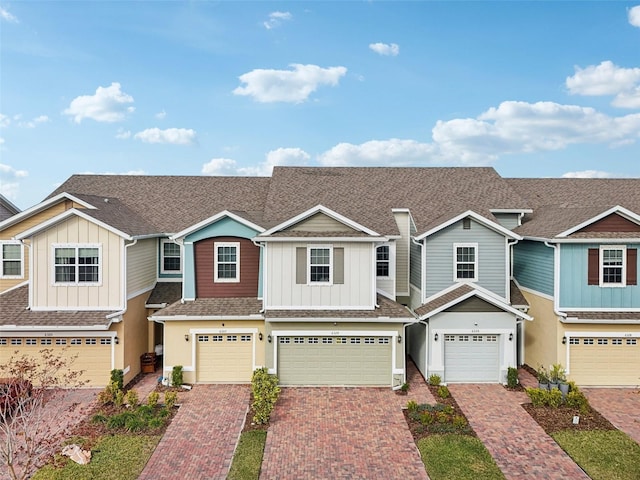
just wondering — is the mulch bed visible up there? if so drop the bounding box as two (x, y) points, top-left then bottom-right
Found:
(522, 401), (615, 434)
(241, 392), (269, 433)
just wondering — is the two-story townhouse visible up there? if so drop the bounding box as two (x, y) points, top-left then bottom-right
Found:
(511, 178), (640, 387)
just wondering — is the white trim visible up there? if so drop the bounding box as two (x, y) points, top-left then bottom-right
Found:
(307, 244), (332, 285)
(266, 316), (411, 323)
(127, 284), (155, 301)
(562, 307), (640, 312)
(259, 205), (380, 237)
(171, 210), (265, 240)
(563, 331), (640, 338)
(0, 240), (24, 279)
(151, 314), (263, 321)
(490, 208), (533, 214)
(375, 244), (391, 279)
(453, 242), (478, 282)
(515, 283), (554, 301)
(189, 327), (259, 380)
(16, 208), (132, 241)
(557, 205), (640, 238)
(214, 241), (240, 283)
(51, 243), (102, 286)
(160, 239), (182, 275)
(0, 331), (115, 337)
(416, 210), (522, 241)
(255, 236), (385, 243)
(265, 305), (374, 311)
(561, 318), (640, 324)
(599, 245), (626, 288)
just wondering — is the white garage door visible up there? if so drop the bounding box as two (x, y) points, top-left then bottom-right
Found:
(444, 334), (500, 383)
(277, 336), (392, 386)
(569, 337), (640, 386)
(196, 333), (254, 382)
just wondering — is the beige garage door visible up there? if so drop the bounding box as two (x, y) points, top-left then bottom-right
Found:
(196, 333), (254, 382)
(569, 337), (640, 386)
(4, 337), (112, 386)
(277, 336), (392, 386)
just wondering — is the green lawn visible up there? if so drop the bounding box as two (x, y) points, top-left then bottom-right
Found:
(417, 434), (504, 480)
(33, 434), (161, 480)
(228, 430), (267, 480)
(552, 430), (640, 480)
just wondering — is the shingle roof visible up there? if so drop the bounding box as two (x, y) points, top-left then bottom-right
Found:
(565, 311), (640, 321)
(150, 297), (263, 318)
(415, 284), (475, 317)
(0, 285), (115, 329)
(510, 281), (529, 308)
(265, 294), (414, 319)
(146, 282), (182, 306)
(508, 178), (640, 238)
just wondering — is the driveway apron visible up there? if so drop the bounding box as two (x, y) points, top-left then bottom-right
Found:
(449, 384), (589, 479)
(138, 384), (249, 480)
(260, 387), (429, 480)
(585, 388), (640, 445)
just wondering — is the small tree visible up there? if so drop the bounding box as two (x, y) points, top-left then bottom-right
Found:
(0, 348), (87, 480)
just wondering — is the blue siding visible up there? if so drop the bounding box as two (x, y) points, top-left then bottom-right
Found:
(513, 240), (554, 297)
(182, 217), (262, 299)
(559, 243), (640, 308)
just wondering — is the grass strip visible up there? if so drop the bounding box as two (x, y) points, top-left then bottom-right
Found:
(552, 430), (640, 480)
(228, 430), (267, 480)
(417, 433), (504, 480)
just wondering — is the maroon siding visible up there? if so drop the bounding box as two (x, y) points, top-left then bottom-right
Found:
(194, 237), (259, 298)
(579, 213), (640, 233)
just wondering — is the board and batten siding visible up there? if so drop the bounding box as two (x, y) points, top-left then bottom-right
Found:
(31, 216), (123, 309)
(393, 211), (410, 295)
(126, 238), (157, 297)
(513, 240), (554, 297)
(424, 219), (507, 298)
(265, 242), (374, 309)
(559, 243), (640, 309)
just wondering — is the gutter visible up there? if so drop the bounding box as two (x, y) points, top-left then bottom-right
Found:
(107, 238), (139, 324)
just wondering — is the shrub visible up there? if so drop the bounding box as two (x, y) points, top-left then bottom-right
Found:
(436, 411), (449, 423)
(400, 382), (410, 392)
(251, 367), (281, 425)
(565, 390), (589, 413)
(420, 412), (434, 425)
(107, 411), (135, 429)
(91, 413), (108, 424)
(125, 389), (139, 407)
(110, 369), (124, 390)
(171, 365), (183, 387)
(443, 405), (454, 415)
(98, 380), (120, 405)
(536, 365), (549, 383)
(428, 374), (441, 386)
(526, 387), (547, 407)
(507, 367), (519, 388)
(547, 388), (563, 408)
(549, 363), (566, 384)
(114, 389), (125, 408)
(147, 391), (159, 408)
(437, 385), (450, 398)
(164, 391), (178, 409)
(452, 415), (468, 428)
(406, 400), (419, 412)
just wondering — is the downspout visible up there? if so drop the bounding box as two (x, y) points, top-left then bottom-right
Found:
(410, 236), (424, 303)
(172, 238), (187, 303)
(544, 241), (567, 319)
(108, 238), (138, 322)
(19, 239), (32, 309)
(507, 238), (519, 303)
(251, 239), (266, 313)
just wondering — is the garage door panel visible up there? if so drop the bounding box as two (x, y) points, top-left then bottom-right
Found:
(196, 334), (253, 382)
(570, 337), (640, 386)
(278, 336), (391, 386)
(444, 334), (499, 383)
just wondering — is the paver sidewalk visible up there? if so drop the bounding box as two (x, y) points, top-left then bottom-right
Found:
(449, 383), (589, 479)
(585, 388), (640, 445)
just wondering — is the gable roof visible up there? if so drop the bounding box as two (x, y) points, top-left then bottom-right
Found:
(415, 210), (522, 240)
(508, 178), (640, 239)
(0, 194), (20, 222)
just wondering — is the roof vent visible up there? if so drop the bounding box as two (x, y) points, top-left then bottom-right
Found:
(104, 198), (109, 203)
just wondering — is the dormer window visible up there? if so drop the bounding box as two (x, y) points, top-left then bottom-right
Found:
(161, 240), (182, 274)
(376, 245), (390, 277)
(53, 244), (100, 284)
(215, 242), (240, 282)
(0, 242), (22, 278)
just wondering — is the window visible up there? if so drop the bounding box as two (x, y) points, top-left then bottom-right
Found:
(597, 338), (608, 345)
(308, 337), (319, 344)
(241, 335), (252, 342)
(279, 337), (290, 344)
(350, 338), (361, 344)
(601, 246), (625, 286)
(376, 245), (390, 277)
(11, 339), (21, 345)
(583, 338), (594, 345)
(161, 240), (181, 274)
(85, 338), (97, 345)
(57, 338), (67, 345)
(322, 337), (333, 344)
(26, 338), (37, 345)
(100, 338), (111, 345)
(454, 243), (478, 281)
(70, 338), (81, 345)
(226, 335), (237, 342)
(0, 339), (6, 345)
(627, 338), (637, 345)
(212, 335), (223, 342)
(1, 242), (22, 278)
(612, 338), (623, 345)
(364, 338), (375, 344)
(215, 242), (239, 282)
(40, 338), (52, 345)
(198, 335), (209, 342)
(54, 245), (100, 284)
(378, 337), (390, 344)
(569, 338), (579, 345)
(294, 337), (304, 344)
(309, 246), (331, 283)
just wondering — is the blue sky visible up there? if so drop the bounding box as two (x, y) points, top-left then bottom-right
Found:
(1, 1), (640, 210)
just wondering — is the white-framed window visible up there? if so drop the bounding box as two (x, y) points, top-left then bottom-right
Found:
(85, 338), (97, 345)
(26, 338), (37, 345)
(597, 338), (608, 345)
(568, 338), (579, 345)
(100, 338), (111, 345)
(226, 335), (237, 342)
(308, 337), (319, 344)
(378, 337), (390, 344)
(583, 338), (594, 345)
(322, 337), (333, 344)
(161, 240), (182, 274)
(40, 338), (52, 345)
(11, 339), (21, 345)
(627, 338), (637, 345)
(1, 241), (23, 278)
(612, 338), (623, 345)
(376, 245), (390, 277)
(56, 338), (67, 345)
(279, 337), (290, 344)
(241, 335), (252, 342)
(600, 246), (625, 287)
(308, 245), (332, 284)
(0, 338), (6, 345)
(350, 338), (361, 344)
(212, 335), (223, 342)
(198, 335), (209, 342)
(454, 243), (478, 281)
(70, 338), (81, 345)
(293, 337), (304, 344)
(53, 244), (101, 285)
(214, 242), (240, 283)
(364, 338), (375, 344)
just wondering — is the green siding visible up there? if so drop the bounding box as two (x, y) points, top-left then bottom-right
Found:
(513, 240), (554, 297)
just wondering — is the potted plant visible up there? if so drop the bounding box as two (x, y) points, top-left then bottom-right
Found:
(537, 365), (549, 390)
(552, 363), (569, 396)
(549, 363), (565, 391)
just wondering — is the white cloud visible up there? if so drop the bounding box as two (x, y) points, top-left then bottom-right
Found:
(155, 110), (167, 120)
(233, 64), (347, 103)
(264, 11), (292, 29)
(0, 163), (28, 178)
(202, 148), (310, 176)
(115, 129), (131, 139)
(63, 82), (135, 123)
(0, 7), (18, 23)
(566, 61), (640, 108)
(79, 169), (146, 175)
(369, 42), (399, 56)
(134, 128), (196, 145)
(562, 170), (623, 179)
(629, 5), (640, 27)
(319, 139), (434, 166)
(0, 163), (29, 198)
(201, 158), (239, 175)
(0, 114), (9, 128)
(18, 115), (49, 128)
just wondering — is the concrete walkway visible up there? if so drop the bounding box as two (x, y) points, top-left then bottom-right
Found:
(449, 382), (589, 479)
(138, 384), (250, 480)
(585, 388), (640, 445)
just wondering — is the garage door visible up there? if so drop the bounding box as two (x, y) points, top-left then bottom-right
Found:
(569, 337), (640, 386)
(4, 337), (112, 386)
(444, 334), (500, 383)
(196, 333), (254, 382)
(277, 336), (392, 386)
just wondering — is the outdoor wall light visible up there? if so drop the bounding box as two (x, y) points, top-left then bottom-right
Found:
(562, 337), (567, 345)
(184, 334), (189, 342)
(397, 335), (402, 344)
(509, 333), (513, 342)
(267, 335), (272, 343)
(114, 336), (119, 345)
(259, 332), (263, 341)
(434, 333), (439, 341)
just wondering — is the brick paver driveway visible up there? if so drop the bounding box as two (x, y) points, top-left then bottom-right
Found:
(260, 387), (429, 480)
(449, 384), (589, 479)
(585, 388), (640, 445)
(138, 384), (249, 480)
